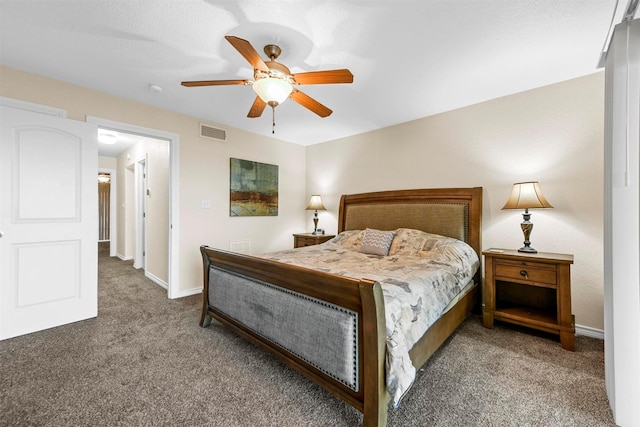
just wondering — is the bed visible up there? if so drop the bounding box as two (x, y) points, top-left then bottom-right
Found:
(200, 187), (482, 426)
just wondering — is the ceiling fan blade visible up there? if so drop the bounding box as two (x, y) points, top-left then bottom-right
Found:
(290, 90), (332, 117)
(247, 96), (267, 118)
(181, 79), (248, 87)
(292, 69), (354, 85)
(225, 36), (269, 72)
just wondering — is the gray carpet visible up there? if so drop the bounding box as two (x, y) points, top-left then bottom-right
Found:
(0, 243), (615, 426)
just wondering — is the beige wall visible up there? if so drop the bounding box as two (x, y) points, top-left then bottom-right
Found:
(114, 137), (169, 284)
(307, 72), (605, 330)
(0, 65), (307, 296)
(98, 156), (117, 169)
(1, 65), (606, 329)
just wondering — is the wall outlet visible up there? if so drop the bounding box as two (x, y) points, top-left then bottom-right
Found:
(201, 200), (211, 209)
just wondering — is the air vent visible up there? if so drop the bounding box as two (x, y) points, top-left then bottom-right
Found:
(200, 123), (227, 141)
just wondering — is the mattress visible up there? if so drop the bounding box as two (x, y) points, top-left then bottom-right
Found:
(256, 228), (480, 406)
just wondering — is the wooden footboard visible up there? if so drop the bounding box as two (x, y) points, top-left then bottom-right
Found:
(200, 187), (482, 426)
(200, 245), (390, 426)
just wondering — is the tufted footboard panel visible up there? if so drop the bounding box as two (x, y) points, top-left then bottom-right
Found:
(208, 266), (360, 391)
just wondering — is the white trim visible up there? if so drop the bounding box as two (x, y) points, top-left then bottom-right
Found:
(145, 271), (168, 290)
(133, 158), (146, 270)
(597, 0), (640, 68)
(0, 96), (67, 117)
(173, 287), (203, 298)
(575, 324), (604, 340)
(86, 116), (179, 299)
(116, 253), (133, 261)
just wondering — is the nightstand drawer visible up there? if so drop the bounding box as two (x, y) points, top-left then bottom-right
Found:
(495, 261), (557, 285)
(296, 236), (319, 247)
(293, 233), (335, 248)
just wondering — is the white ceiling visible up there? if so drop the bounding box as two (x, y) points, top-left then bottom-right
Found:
(0, 1), (626, 148)
(97, 129), (165, 158)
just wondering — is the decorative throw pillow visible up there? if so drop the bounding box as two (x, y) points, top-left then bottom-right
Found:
(388, 228), (429, 256)
(359, 228), (395, 256)
(331, 230), (365, 251)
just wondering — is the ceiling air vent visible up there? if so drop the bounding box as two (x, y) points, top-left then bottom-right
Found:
(200, 123), (227, 142)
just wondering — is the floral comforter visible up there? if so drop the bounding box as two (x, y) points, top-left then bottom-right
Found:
(256, 228), (479, 407)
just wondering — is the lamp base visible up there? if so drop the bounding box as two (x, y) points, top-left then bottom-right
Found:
(311, 212), (321, 235)
(519, 210), (537, 253)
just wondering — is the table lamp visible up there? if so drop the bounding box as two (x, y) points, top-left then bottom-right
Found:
(502, 181), (553, 253)
(305, 195), (326, 235)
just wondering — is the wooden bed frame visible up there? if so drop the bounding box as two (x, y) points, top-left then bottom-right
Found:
(200, 187), (482, 426)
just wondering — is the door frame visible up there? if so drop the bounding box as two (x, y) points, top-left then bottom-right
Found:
(0, 96), (66, 118)
(134, 157), (146, 270)
(86, 116), (180, 299)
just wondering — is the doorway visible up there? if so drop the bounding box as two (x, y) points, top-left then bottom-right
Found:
(98, 173), (111, 242)
(97, 169), (117, 257)
(88, 116), (179, 298)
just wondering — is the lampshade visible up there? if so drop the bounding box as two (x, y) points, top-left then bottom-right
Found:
(305, 195), (326, 211)
(502, 181), (553, 210)
(253, 77), (293, 105)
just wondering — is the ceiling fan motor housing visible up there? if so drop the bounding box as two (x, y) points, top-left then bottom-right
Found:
(263, 44), (282, 60)
(254, 60), (293, 83)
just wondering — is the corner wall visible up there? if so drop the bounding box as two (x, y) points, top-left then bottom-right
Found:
(307, 72), (605, 331)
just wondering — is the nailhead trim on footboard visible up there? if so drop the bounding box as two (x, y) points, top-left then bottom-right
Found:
(209, 266), (360, 391)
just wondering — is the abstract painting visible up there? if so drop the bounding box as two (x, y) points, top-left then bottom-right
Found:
(230, 158), (278, 216)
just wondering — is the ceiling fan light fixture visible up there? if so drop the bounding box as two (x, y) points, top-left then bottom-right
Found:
(252, 77), (292, 105)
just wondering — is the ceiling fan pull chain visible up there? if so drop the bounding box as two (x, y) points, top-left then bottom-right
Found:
(272, 105), (276, 134)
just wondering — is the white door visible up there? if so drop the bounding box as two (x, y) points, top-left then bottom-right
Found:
(0, 106), (98, 340)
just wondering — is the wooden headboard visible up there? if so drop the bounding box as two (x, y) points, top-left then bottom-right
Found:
(338, 187), (483, 260)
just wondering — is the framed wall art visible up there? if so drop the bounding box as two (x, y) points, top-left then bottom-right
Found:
(229, 158), (278, 217)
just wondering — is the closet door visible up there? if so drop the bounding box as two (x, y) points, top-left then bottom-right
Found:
(603, 18), (640, 426)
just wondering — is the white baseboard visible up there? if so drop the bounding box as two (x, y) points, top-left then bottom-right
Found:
(145, 271), (168, 290)
(170, 287), (202, 299)
(116, 253), (133, 261)
(576, 324), (604, 340)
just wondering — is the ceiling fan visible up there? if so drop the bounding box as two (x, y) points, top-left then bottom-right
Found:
(181, 36), (354, 133)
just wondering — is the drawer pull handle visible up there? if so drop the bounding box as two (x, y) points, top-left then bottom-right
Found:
(520, 270), (529, 279)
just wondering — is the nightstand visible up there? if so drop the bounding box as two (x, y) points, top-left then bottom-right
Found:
(293, 233), (335, 248)
(482, 249), (575, 351)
